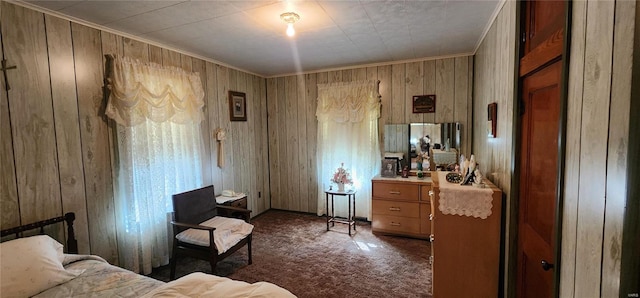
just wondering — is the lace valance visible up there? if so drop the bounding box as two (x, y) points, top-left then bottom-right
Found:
(316, 80), (381, 123)
(106, 56), (205, 127)
(437, 171), (494, 219)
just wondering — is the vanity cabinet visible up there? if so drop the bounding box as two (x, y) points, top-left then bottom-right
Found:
(431, 172), (502, 298)
(371, 177), (432, 239)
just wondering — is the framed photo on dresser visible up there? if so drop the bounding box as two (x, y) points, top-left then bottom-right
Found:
(381, 159), (397, 178)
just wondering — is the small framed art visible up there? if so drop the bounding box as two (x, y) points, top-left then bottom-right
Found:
(412, 95), (436, 113)
(229, 91), (247, 121)
(381, 159), (397, 178)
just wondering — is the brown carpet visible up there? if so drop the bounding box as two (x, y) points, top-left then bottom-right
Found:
(149, 210), (432, 297)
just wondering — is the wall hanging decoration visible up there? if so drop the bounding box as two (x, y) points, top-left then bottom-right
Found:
(412, 94), (436, 113)
(228, 91), (246, 121)
(487, 102), (497, 138)
(215, 128), (226, 168)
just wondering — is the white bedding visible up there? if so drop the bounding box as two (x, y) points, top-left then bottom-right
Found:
(175, 216), (253, 253)
(141, 272), (296, 298)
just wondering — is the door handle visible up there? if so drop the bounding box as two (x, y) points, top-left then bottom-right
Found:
(541, 260), (554, 271)
(389, 191), (401, 195)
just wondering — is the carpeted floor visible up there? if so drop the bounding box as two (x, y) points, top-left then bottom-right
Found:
(148, 210), (432, 297)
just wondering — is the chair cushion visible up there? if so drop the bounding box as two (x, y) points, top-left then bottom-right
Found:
(176, 217), (253, 254)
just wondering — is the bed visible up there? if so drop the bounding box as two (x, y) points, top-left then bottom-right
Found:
(0, 213), (295, 298)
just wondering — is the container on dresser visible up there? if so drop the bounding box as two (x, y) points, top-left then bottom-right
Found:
(431, 171), (503, 298)
(371, 176), (433, 239)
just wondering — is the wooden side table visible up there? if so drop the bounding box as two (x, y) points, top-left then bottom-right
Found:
(324, 189), (357, 236)
(216, 194), (247, 218)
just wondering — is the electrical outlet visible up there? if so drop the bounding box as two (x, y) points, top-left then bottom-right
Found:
(258, 191), (261, 198)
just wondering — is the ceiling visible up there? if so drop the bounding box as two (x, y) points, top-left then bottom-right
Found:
(21, 0), (502, 77)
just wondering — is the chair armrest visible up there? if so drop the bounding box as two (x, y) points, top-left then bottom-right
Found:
(171, 221), (215, 231)
(216, 206), (252, 223)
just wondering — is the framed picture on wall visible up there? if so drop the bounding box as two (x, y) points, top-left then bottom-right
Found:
(229, 91), (247, 121)
(381, 159), (397, 178)
(412, 95), (436, 113)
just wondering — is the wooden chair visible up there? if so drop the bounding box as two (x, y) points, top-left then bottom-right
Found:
(169, 185), (252, 280)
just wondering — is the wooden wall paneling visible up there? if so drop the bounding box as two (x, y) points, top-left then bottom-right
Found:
(260, 78), (270, 213)
(46, 15), (91, 254)
(285, 76), (300, 211)
(435, 58), (455, 123)
(192, 59), (212, 186)
(453, 57), (469, 157)
(575, 1), (614, 296)
(314, 72), (328, 212)
(246, 73), (257, 212)
(406, 62), (424, 124)
(266, 78), (280, 209)
(391, 64), (406, 123)
(353, 67), (367, 81)
(216, 66), (233, 192)
(328, 70), (342, 83)
(206, 62), (222, 191)
(251, 75), (263, 213)
(4, 5), (63, 225)
(180, 54), (192, 72)
(161, 49), (181, 68)
(305, 73), (318, 214)
(602, 0), (634, 295)
(72, 23), (118, 263)
(296, 75), (309, 212)
(0, 2), (20, 230)
(99, 30), (124, 260)
(376, 66), (391, 156)
(422, 60), (436, 124)
(123, 38), (148, 62)
(276, 77), (288, 209)
(229, 69), (242, 193)
(341, 69), (352, 81)
(149, 45), (163, 64)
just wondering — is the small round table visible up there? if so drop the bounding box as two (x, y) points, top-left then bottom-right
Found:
(324, 189), (357, 236)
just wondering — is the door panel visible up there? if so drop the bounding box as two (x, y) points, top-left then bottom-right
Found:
(517, 60), (561, 298)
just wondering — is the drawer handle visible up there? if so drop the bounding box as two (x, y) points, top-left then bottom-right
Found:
(389, 207), (401, 211)
(390, 222), (401, 226)
(389, 191), (401, 195)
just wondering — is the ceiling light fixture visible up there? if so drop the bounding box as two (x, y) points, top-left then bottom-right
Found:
(280, 12), (300, 37)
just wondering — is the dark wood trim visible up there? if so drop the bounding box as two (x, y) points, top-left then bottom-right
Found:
(620, 2), (640, 295)
(552, 2), (573, 297)
(519, 28), (564, 77)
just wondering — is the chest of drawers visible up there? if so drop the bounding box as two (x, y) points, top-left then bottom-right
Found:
(371, 177), (432, 239)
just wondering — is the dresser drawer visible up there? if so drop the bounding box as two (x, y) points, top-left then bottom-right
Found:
(372, 215), (421, 234)
(420, 184), (432, 202)
(372, 182), (419, 201)
(372, 200), (419, 218)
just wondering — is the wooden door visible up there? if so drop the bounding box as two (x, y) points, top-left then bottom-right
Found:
(517, 60), (561, 298)
(517, 1), (566, 297)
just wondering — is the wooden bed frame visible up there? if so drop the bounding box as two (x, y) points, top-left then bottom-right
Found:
(0, 212), (78, 254)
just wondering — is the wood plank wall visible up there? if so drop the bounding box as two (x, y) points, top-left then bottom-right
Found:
(474, 1), (635, 297)
(562, 0), (634, 297)
(0, 2), (270, 264)
(266, 57), (473, 214)
(472, 1), (518, 297)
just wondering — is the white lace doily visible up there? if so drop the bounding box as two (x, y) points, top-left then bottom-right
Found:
(437, 172), (494, 219)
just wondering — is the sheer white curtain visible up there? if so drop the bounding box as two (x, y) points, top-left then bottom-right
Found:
(106, 56), (205, 274)
(316, 81), (381, 220)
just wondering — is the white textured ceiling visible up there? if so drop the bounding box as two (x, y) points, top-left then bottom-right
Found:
(22, 0), (502, 77)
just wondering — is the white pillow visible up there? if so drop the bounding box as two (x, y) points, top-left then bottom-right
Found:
(1, 235), (81, 297)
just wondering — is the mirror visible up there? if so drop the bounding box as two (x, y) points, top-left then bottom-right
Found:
(383, 123), (461, 171)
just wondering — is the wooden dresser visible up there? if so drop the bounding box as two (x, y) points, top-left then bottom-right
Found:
(371, 176), (432, 239)
(431, 172), (502, 297)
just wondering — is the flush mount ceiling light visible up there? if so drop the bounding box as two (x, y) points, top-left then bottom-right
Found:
(280, 12), (300, 37)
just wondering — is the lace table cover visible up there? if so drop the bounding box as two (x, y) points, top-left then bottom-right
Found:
(437, 171), (494, 219)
